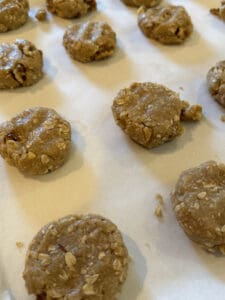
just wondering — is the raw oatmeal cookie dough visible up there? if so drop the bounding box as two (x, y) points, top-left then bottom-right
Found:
(210, 1), (225, 21)
(0, 107), (71, 175)
(138, 5), (193, 44)
(0, 39), (43, 89)
(207, 61), (225, 107)
(112, 82), (202, 149)
(63, 21), (116, 63)
(23, 214), (129, 299)
(122, 0), (161, 8)
(46, 0), (96, 19)
(0, 0), (29, 32)
(171, 161), (225, 254)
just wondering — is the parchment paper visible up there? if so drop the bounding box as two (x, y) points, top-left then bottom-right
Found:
(1, 0), (225, 299)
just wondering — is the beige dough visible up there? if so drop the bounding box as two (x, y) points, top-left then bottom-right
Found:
(138, 5), (193, 44)
(23, 214), (129, 299)
(46, 0), (96, 19)
(210, 1), (225, 21)
(112, 82), (202, 149)
(171, 161), (225, 254)
(0, 0), (29, 32)
(122, 0), (161, 8)
(63, 21), (116, 63)
(207, 61), (225, 107)
(0, 39), (43, 89)
(0, 107), (71, 175)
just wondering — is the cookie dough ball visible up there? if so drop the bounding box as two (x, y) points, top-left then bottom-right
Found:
(138, 5), (193, 44)
(112, 82), (202, 149)
(171, 161), (225, 254)
(0, 107), (71, 175)
(23, 214), (129, 299)
(210, 1), (225, 21)
(46, 0), (96, 19)
(122, 0), (161, 8)
(0, 39), (43, 89)
(63, 21), (116, 63)
(0, 0), (29, 32)
(207, 61), (225, 107)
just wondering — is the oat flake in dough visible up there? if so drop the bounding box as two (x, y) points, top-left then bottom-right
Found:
(122, 0), (161, 8)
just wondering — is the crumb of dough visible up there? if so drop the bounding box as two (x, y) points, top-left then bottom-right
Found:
(35, 8), (47, 21)
(179, 86), (184, 91)
(221, 115), (225, 122)
(210, 1), (225, 21)
(156, 193), (164, 205)
(181, 103), (202, 121)
(155, 205), (163, 218)
(16, 241), (24, 249)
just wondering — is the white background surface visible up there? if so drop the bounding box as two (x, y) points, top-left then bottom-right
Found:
(0, 0), (225, 299)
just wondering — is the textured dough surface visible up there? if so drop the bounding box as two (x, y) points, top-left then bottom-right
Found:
(0, 107), (71, 175)
(171, 161), (225, 253)
(138, 5), (193, 44)
(0, 0), (29, 32)
(207, 61), (225, 107)
(112, 82), (202, 149)
(46, 0), (96, 19)
(23, 214), (129, 299)
(0, 39), (43, 89)
(122, 0), (161, 8)
(63, 21), (116, 63)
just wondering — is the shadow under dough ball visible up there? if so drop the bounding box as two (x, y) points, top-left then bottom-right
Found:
(207, 61), (225, 107)
(122, 0), (161, 8)
(171, 161), (225, 254)
(63, 21), (116, 63)
(0, 0), (29, 32)
(138, 5), (193, 44)
(46, 0), (96, 18)
(0, 39), (43, 89)
(112, 82), (202, 149)
(0, 107), (71, 175)
(23, 214), (130, 299)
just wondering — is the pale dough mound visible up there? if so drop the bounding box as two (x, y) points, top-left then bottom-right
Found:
(112, 82), (202, 149)
(23, 214), (129, 299)
(46, 0), (96, 19)
(0, 107), (71, 175)
(0, 39), (43, 89)
(63, 21), (116, 63)
(122, 0), (161, 8)
(207, 61), (225, 107)
(171, 161), (225, 254)
(0, 0), (29, 32)
(138, 5), (193, 44)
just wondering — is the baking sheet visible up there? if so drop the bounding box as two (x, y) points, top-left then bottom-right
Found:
(1, 0), (225, 299)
